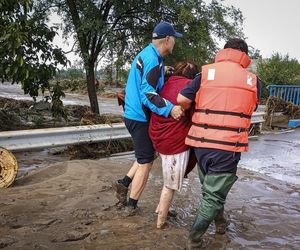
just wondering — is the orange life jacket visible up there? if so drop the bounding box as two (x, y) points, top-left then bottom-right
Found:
(186, 48), (258, 152)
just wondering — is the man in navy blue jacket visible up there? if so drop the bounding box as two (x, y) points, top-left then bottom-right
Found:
(113, 22), (184, 215)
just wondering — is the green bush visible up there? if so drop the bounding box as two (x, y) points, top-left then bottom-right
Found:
(257, 53), (300, 98)
(51, 83), (67, 120)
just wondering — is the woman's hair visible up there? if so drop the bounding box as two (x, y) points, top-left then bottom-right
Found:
(173, 61), (199, 79)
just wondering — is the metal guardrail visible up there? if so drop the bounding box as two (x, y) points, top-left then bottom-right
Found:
(250, 111), (265, 124)
(269, 85), (300, 105)
(0, 123), (130, 151)
(0, 112), (265, 151)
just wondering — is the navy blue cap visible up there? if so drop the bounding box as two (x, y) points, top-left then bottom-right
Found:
(152, 22), (183, 39)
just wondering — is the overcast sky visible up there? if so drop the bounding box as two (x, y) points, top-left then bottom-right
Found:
(53, 0), (300, 64)
(223, 0), (300, 60)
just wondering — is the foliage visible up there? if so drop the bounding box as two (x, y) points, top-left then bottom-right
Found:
(56, 79), (86, 91)
(0, 0), (68, 92)
(35, 0), (244, 114)
(257, 53), (300, 98)
(248, 46), (261, 60)
(162, 0), (245, 66)
(97, 0), (245, 70)
(0, 0), (68, 116)
(56, 67), (85, 80)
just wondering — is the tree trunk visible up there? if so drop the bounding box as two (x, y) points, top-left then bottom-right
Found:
(86, 63), (100, 114)
(116, 65), (119, 88)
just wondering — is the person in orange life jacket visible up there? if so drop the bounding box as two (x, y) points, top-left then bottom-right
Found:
(177, 38), (261, 248)
(112, 22), (184, 216)
(148, 61), (199, 229)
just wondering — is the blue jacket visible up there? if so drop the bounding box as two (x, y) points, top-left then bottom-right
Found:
(124, 43), (174, 122)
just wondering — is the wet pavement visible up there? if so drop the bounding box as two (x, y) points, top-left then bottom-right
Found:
(241, 129), (300, 186)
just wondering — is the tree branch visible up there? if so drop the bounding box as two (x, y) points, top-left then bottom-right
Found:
(65, 0), (89, 61)
(62, 41), (77, 54)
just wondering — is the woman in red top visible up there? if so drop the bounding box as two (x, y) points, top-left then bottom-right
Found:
(149, 61), (199, 229)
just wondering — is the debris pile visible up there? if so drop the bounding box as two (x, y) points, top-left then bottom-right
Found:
(80, 111), (123, 125)
(0, 97), (123, 131)
(65, 139), (133, 160)
(265, 96), (300, 126)
(64, 110), (130, 159)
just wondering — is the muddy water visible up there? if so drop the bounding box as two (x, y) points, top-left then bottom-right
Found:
(107, 152), (300, 249)
(1, 136), (300, 249)
(14, 148), (70, 178)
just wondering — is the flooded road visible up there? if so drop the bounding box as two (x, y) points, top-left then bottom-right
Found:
(1, 82), (300, 249)
(5, 129), (299, 249)
(0, 82), (123, 115)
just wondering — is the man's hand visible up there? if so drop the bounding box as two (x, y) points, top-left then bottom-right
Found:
(170, 105), (184, 120)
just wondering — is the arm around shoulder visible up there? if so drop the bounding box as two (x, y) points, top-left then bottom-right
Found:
(177, 74), (200, 110)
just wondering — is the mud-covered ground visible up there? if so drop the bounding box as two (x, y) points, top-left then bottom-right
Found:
(0, 156), (300, 250)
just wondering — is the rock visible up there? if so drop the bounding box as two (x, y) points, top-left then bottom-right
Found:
(53, 231), (90, 242)
(100, 229), (110, 235)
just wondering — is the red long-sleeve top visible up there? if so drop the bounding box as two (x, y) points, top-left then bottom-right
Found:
(149, 76), (193, 155)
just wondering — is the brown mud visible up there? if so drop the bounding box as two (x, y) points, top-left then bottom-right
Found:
(0, 157), (299, 249)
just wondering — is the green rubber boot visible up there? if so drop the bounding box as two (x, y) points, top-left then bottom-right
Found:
(187, 174), (237, 249)
(187, 214), (210, 249)
(187, 173), (237, 248)
(198, 173), (238, 222)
